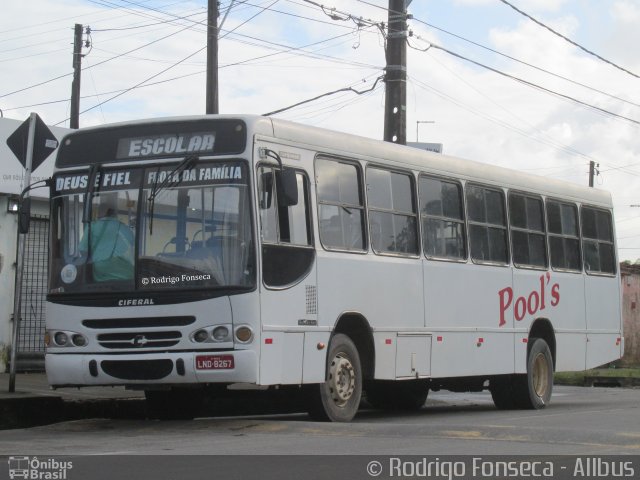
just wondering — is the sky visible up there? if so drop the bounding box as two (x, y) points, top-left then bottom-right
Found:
(1, 0), (640, 260)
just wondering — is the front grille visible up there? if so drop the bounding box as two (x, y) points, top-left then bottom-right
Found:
(83, 316), (195, 329)
(97, 331), (182, 349)
(101, 359), (174, 380)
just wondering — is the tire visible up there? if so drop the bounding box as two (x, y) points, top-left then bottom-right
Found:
(306, 333), (362, 422)
(366, 380), (429, 411)
(145, 388), (203, 420)
(489, 376), (518, 410)
(490, 337), (553, 410)
(517, 337), (554, 409)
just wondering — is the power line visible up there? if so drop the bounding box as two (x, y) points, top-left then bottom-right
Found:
(409, 19), (640, 110)
(353, 0), (640, 109)
(0, 20), (199, 99)
(54, 43), (208, 126)
(498, 0), (640, 79)
(4, 30), (378, 114)
(263, 75), (383, 116)
(91, 10), (206, 31)
(417, 42), (640, 127)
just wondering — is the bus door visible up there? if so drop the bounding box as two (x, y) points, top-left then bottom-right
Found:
(256, 163), (321, 385)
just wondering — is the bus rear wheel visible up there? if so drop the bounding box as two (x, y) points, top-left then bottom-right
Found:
(306, 333), (362, 422)
(490, 337), (553, 410)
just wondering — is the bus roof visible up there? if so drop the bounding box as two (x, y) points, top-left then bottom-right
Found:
(66, 114), (613, 208)
(264, 116), (612, 209)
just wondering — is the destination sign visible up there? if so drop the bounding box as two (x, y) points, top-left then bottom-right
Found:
(52, 161), (247, 197)
(53, 169), (144, 196)
(117, 132), (216, 159)
(56, 119), (246, 167)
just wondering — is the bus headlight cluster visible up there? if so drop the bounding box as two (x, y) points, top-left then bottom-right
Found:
(190, 324), (233, 344)
(45, 330), (88, 348)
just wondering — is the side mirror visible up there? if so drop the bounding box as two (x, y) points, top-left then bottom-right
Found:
(276, 169), (299, 207)
(18, 197), (31, 234)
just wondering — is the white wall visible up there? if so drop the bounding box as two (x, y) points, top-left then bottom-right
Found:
(0, 117), (69, 364)
(0, 198), (19, 357)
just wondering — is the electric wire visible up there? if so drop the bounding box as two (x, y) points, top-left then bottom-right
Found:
(263, 74), (383, 116)
(498, 0), (640, 79)
(352, 0), (640, 109)
(421, 42), (640, 127)
(0, 20), (200, 99)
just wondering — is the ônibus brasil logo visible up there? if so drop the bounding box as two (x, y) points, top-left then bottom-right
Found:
(8, 456), (73, 480)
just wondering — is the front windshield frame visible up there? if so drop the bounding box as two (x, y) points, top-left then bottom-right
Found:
(49, 159), (256, 296)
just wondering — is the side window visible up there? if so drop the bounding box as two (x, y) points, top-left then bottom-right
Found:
(366, 167), (419, 255)
(547, 200), (581, 271)
(258, 166), (311, 246)
(509, 193), (547, 268)
(419, 176), (466, 260)
(316, 158), (366, 251)
(258, 165), (314, 288)
(466, 185), (509, 264)
(581, 206), (616, 274)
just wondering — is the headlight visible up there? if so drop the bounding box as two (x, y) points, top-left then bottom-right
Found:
(72, 334), (87, 347)
(212, 326), (230, 342)
(47, 330), (87, 348)
(54, 332), (69, 346)
(193, 329), (209, 343)
(190, 325), (233, 343)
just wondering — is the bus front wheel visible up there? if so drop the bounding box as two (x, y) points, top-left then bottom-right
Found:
(306, 333), (362, 422)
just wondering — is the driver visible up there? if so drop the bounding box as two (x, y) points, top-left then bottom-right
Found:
(79, 194), (134, 281)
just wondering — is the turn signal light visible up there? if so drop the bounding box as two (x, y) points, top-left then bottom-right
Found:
(235, 326), (253, 343)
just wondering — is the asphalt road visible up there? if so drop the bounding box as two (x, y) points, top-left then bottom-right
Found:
(0, 385), (638, 456)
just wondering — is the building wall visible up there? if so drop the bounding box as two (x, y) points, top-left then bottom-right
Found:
(0, 197), (19, 361)
(621, 266), (640, 366)
(0, 117), (69, 370)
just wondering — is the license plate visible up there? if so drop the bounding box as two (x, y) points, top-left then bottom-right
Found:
(196, 355), (234, 370)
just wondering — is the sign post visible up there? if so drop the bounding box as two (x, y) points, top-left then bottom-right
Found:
(6, 113), (57, 393)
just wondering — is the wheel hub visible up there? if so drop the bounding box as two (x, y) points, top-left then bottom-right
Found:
(328, 353), (356, 406)
(532, 352), (549, 398)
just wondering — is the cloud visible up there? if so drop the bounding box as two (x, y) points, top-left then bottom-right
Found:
(2, 0), (639, 259)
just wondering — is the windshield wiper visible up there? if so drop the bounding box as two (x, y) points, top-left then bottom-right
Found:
(81, 164), (102, 264)
(147, 155), (198, 235)
(82, 164), (101, 224)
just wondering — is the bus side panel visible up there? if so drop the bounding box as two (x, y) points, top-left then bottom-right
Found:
(316, 252), (424, 378)
(555, 333), (587, 372)
(513, 270), (587, 372)
(424, 261), (513, 377)
(259, 266), (317, 385)
(303, 331), (332, 383)
(584, 275), (623, 369)
(547, 273), (587, 372)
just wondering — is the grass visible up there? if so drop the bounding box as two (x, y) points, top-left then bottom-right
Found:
(555, 368), (640, 386)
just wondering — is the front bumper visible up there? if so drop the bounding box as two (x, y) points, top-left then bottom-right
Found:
(46, 350), (258, 387)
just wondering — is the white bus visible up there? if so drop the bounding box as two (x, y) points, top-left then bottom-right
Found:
(43, 115), (622, 421)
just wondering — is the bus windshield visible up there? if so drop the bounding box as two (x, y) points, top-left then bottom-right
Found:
(49, 160), (254, 294)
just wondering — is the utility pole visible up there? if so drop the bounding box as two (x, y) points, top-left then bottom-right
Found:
(206, 0), (219, 114)
(70, 23), (83, 129)
(383, 0), (410, 145)
(589, 160), (599, 187)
